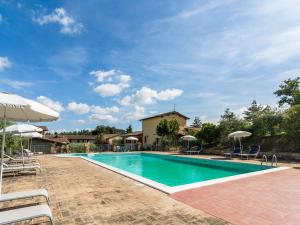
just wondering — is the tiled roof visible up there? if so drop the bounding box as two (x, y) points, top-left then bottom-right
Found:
(36, 126), (48, 131)
(140, 111), (189, 121)
(60, 135), (97, 140)
(122, 131), (143, 137)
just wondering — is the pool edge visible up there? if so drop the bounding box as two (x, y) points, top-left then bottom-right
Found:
(57, 154), (290, 194)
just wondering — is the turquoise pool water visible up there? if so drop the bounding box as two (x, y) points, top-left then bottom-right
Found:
(71, 153), (271, 187)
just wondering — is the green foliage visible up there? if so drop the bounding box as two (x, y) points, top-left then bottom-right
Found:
(156, 119), (180, 145)
(57, 125), (125, 135)
(259, 106), (283, 136)
(68, 143), (86, 153)
(112, 138), (123, 146)
(196, 123), (220, 146)
(126, 125), (133, 133)
(191, 117), (202, 128)
(59, 129), (92, 135)
(243, 100), (264, 121)
(281, 105), (300, 145)
(95, 134), (106, 145)
(274, 77), (300, 106)
(92, 125), (125, 135)
(243, 101), (283, 136)
(0, 120), (23, 153)
(218, 108), (247, 143)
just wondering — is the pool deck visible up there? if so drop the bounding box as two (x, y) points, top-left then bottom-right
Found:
(1, 155), (229, 225)
(1, 152), (300, 225)
(172, 168), (300, 225)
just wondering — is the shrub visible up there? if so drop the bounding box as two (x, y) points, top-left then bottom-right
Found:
(68, 143), (86, 153)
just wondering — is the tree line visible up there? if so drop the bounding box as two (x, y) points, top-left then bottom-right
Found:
(156, 77), (300, 149)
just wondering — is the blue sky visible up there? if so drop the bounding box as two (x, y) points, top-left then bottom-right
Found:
(0, 0), (299, 132)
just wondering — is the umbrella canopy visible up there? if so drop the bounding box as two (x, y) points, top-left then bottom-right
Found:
(228, 131), (252, 155)
(180, 135), (197, 141)
(0, 92), (59, 195)
(228, 131), (252, 139)
(125, 136), (138, 141)
(0, 92), (59, 122)
(0, 124), (42, 134)
(13, 132), (43, 138)
(180, 135), (197, 150)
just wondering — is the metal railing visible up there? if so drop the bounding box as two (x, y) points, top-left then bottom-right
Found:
(271, 154), (278, 167)
(261, 154), (268, 166)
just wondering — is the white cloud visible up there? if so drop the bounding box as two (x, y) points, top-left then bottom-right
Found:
(120, 87), (183, 106)
(87, 105), (119, 123)
(167, 0), (236, 21)
(119, 74), (131, 83)
(91, 105), (119, 114)
(0, 56), (11, 71)
(119, 95), (132, 106)
(253, 26), (300, 64)
(90, 69), (116, 82)
(89, 114), (118, 123)
(94, 83), (127, 97)
(0, 79), (32, 89)
(34, 8), (83, 35)
(157, 88), (183, 101)
(74, 119), (86, 125)
(91, 69), (131, 97)
(125, 105), (145, 120)
(36, 96), (64, 112)
(67, 102), (90, 115)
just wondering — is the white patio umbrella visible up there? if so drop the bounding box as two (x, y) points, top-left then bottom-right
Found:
(0, 124), (43, 160)
(13, 132), (43, 138)
(180, 135), (197, 150)
(0, 124), (43, 134)
(13, 132), (43, 155)
(228, 131), (252, 153)
(125, 136), (138, 151)
(0, 92), (59, 195)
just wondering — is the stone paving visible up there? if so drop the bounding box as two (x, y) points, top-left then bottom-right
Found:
(172, 168), (300, 225)
(1, 155), (230, 225)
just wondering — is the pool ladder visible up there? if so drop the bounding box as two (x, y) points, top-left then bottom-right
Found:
(261, 154), (278, 167)
(261, 154), (268, 166)
(271, 154), (278, 167)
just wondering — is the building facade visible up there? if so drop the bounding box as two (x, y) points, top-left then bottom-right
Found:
(140, 111), (189, 147)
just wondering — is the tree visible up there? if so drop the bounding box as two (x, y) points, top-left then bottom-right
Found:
(243, 100), (264, 121)
(196, 123), (220, 146)
(219, 108), (247, 143)
(274, 77), (300, 106)
(168, 119), (180, 145)
(260, 106), (283, 136)
(191, 117), (202, 128)
(243, 101), (283, 137)
(95, 134), (106, 145)
(281, 105), (300, 147)
(156, 119), (179, 146)
(92, 125), (125, 135)
(126, 125), (132, 133)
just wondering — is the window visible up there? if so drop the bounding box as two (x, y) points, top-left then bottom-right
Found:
(144, 136), (147, 144)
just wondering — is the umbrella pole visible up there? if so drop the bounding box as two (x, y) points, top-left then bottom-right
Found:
(239, 137), (242, 156)
(21, 136), (24, 166)
(0, 109), (7, 195)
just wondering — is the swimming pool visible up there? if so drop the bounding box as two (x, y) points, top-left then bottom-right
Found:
(61, 153), (287, 193)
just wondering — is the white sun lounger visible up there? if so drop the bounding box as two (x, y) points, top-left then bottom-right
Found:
(0, 204), (54, 225)
(4, 161), (41, 167)
(0, 189), (49, 205)
(4, 153), (39, 163)
(3, 163), (41, 173)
